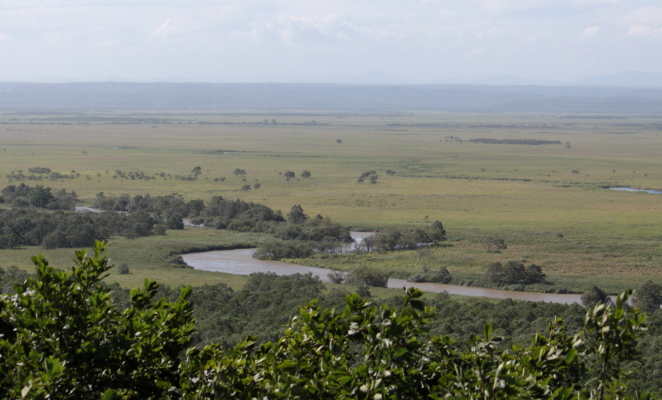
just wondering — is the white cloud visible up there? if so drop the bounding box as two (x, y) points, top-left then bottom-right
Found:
(582, 26), (601, 36)
(151, 19), (184, 39)
(625, 7), (662, 25)
(0, 33), (9, 42)
(627, 24), (662, 38)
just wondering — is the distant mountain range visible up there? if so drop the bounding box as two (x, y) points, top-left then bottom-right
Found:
(450, 71), (662, 88)
(6, 71), (662, 88)
(1, 82), (662, 113)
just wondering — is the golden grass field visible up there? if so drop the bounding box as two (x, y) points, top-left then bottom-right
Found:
(0, 111), (660, 293)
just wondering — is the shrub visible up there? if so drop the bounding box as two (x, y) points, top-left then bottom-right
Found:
(581, 286), (611, 308)
(408, 267), (452, 284)
(345, 266), (388, 288)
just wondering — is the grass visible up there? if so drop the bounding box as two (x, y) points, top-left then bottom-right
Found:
(1, 111), (661, 293)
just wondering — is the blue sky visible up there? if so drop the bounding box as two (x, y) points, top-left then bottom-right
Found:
(0, 0), (661, 82)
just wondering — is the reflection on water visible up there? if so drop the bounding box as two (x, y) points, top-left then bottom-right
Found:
(182, 232), (583, 305)
(610, 187), (662, 195)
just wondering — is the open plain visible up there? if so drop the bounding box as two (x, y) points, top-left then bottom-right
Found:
(1, 111), (661, 293)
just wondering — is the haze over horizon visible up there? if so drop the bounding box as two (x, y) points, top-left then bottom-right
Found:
(1, 1), (661, 85)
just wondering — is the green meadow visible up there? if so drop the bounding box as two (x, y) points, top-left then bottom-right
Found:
(1, 111), (661, 293)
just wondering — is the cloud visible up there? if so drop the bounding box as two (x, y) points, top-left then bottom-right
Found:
(0, 33), (9, 42)
(244, 14), (386, 45)
(582, 26), (601, 36)
(627, 24), (662, 38)
(625, 7), (662, 25)
(151, 19), (184, 39)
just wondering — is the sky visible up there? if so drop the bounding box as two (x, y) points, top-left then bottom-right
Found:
(0, 0), (661, 83)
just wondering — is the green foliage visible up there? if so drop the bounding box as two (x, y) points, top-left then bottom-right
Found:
(287, 204), (308, 225)
(408, 266), (452, 284)
(252, 240), (314, 260)
(1, 183), (78, 210)
(484, 261), (547, 285)
(0, 208), (158, 249)
(0, 241), (194, 399)
(182, 288), (649, 400)
(345, 265), (389, 288)
(582, 286), (612, 308)
(368, 221), (446, 252)
(274, 215), (352, 243)
(633, 281), (662, 313)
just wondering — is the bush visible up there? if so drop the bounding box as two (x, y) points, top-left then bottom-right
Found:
(484, 261), (546, 285)
(581, 286), (611, 308)
(408, 267), (452, 284)
(345, 266), (388, 288)
(633, 280), (662, 313)
(253, 241), (314, 260)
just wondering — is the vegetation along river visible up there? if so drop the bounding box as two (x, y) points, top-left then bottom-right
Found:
(182, 232), (585, 305)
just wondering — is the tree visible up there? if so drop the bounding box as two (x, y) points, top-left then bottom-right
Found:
(385, 169), (396, 175)
(335, 139), (342, 144)
(633, 280), (662, 313)
(118, 263), (130, 274)
(253, 183), (261, 190)
(284, 171), (295, 179)
(582, 286), (612, 308)
(241, 184), (251, 191)
(191, 166), (202, 176)
(369, 174), (378, 184)
(301, 170), (311, 178)
(233, 168), (246, 177)
(484, 237), (507, 253)
(345, 266), (389, 288)
(0, 241), (194, 398)
(287, 204), (308, 224)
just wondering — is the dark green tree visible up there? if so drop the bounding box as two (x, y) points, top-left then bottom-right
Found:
(287, 204), (308, 225)
(582, 286), (612, 308)
(0, 241), (194, 398)
(301, 170), (311, 178)
(633, 280), (662, 313)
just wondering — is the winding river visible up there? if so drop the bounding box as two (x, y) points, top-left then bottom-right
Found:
(182, 233), (585, 305)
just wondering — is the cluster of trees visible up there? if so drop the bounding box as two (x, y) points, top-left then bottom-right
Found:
(362, 221), (447, 252)
(253, 209), (355, 260)
(28, 167), (51, 174)
(484, 261), (547, 285)
(357, 170), (378, 183)
(1, 184), (78, 210)
(112, 169), (157, 181)
(0, 208), (161, 249)
(327, 266), (389, 288)
(4, 169), (77, 182)
(0, 243), (654, 399)
(468, 138), (562, 145)
(407, 266), (453, 284)
(94, 192), (287, 233)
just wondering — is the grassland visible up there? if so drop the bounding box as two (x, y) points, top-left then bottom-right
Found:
(0, 111), (660, 294)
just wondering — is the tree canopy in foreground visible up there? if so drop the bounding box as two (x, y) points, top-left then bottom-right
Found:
(0, 242), (652, 399)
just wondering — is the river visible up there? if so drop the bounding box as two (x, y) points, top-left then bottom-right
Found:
(182, 232), (584, 305)
(609, 187), (662, 195)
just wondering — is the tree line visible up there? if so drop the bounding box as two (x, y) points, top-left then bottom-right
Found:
(468, 138), (562, 145)
(1, 184), (78, 210)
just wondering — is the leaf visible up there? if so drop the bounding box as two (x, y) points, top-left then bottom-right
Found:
(277, 360), (297, 370)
